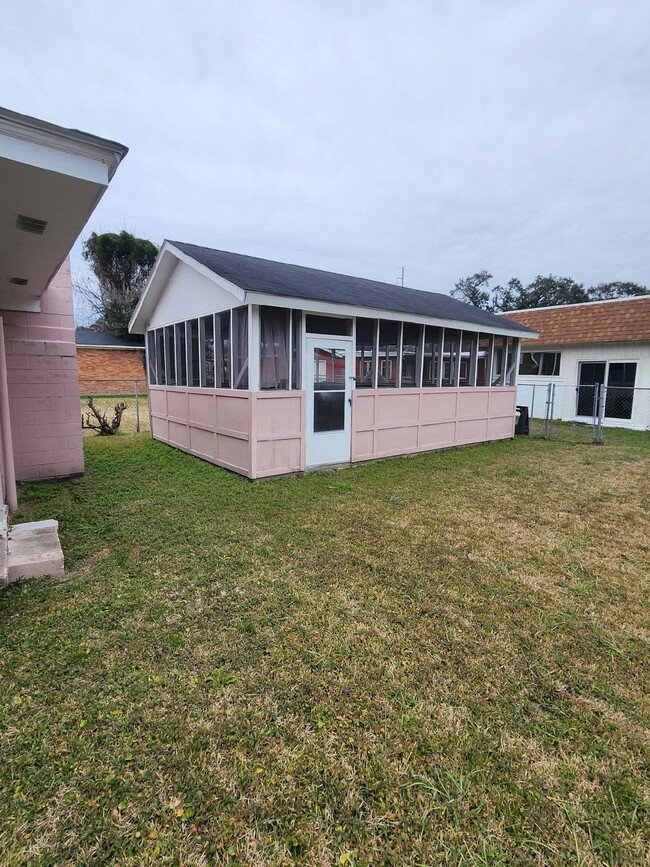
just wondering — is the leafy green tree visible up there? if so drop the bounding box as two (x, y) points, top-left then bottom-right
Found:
(588, 281), (649, 300)
(516, 275), (589, 309)
(450, 270), (493, 309)
(80, 231), (158, 336)
(491, 278), (523, 312)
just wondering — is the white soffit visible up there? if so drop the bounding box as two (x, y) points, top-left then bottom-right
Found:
(0, 107), (127, 309)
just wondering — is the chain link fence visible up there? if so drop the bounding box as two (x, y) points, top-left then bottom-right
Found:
(517, 383), (650, 443)
(79, 379), (149, 434)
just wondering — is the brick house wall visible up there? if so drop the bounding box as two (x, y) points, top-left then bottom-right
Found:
(2, 258), (85, 481)
(77, 347), (146, 395)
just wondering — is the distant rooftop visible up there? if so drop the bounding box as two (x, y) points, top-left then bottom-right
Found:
(500, 296), (650, 346)
(75, 329), (144, 348)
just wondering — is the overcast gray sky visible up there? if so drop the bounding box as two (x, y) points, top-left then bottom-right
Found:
(3, 0), (650, 322)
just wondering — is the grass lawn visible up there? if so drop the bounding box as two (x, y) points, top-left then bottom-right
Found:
(1, 431), (649, 865)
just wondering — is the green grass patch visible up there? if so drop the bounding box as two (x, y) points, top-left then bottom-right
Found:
(1, 431), (649, 864)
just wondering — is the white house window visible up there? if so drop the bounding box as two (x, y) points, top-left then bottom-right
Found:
(520, 351), (561, 376)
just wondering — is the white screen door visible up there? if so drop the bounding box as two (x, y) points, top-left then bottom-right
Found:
(305, 337), (353, 467)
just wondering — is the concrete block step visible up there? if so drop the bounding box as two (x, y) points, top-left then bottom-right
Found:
(4, 520), (64, 585)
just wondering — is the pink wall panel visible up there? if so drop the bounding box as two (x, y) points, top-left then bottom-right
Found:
(489, 389), (517, 415)
(352, 387), (517, 463)
(256, 438), (302, 475)
(189, 426), (217, 460)
(456, 417), (489, 442)
(2, 259), (84, 481)
(167, 390), (188, 420)
(168, 420), (190, 448)
(354, 394), (375, 428)
(252, 392), (305, 477)
(420, 391), (457, 420)
(149, 386), (254, 477)
(216, 393), (250, 434)
(188, 392), (217, 428)
(376, 391), (419, 425)
(419, 422), (456, 446)
(376, 424), (418, 454)
(458, 390), (489, 418)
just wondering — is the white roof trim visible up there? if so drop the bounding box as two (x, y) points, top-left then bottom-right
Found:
(246, 292), (537, 338)
(0, 106), (128, 180)
(129, 241), (246, 333)
(76, 343), (143, 350)
(497, 295), (650, 314)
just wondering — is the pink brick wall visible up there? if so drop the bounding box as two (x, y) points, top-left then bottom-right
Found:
(2, 259), (84, 481)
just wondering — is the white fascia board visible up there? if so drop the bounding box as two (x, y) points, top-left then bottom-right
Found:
(76, 344), (143, 350)
(0, 108), (127, 182)
(243, 291), (538, 338)
(129, 241), (246, 333)
(0, 134), (108, 184)
(0, 294), (41, 313)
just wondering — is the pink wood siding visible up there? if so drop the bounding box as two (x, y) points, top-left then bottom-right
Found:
(351, 387), (517, 463)
(2, 259), (84, 481)
(149, 387), (305, 479)
(252, 392), (305, 478)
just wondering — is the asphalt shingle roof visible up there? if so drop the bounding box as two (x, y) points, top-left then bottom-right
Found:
(75, 330), (144, 348)
(501, 297), (650, 346)
(171, 242), (533, 334)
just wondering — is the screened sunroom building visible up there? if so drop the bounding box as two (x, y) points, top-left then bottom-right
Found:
(129, 242), (536, 478)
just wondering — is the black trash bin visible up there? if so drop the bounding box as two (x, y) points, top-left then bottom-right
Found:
(515, 405), (529, 436)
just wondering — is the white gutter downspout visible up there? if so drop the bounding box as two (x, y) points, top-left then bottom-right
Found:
(0, 319), (18, 512)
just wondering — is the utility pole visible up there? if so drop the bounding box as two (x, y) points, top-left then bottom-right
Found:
(396, 266), (405, 286)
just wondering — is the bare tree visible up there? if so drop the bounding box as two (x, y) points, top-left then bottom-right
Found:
(81, 397), (128, 436)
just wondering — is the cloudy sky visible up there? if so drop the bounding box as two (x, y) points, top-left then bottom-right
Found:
(3, 0), (650, 321)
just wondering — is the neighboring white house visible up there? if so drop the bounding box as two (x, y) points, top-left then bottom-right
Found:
(501, 296), (650, 430)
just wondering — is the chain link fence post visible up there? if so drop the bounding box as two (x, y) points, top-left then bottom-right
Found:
(544, 382), (553, 439)
(134, 380), (140, 433)
(595, 384), (606, 444)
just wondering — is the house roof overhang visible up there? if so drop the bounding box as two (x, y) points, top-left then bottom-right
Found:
(0, 107), (128, 311)
(130, 241), (539, 339)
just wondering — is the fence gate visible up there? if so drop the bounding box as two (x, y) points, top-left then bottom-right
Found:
(517, 383), (650, 443)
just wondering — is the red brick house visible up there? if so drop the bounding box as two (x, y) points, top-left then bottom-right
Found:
(75, 329), (145, 395)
